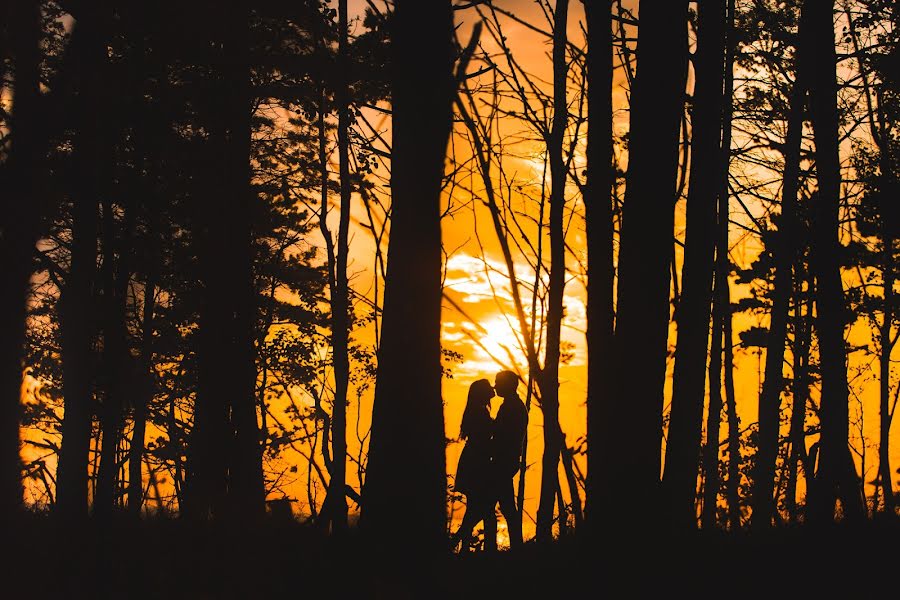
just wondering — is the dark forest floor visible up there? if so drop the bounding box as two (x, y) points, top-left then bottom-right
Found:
(5, 512), (899, 599)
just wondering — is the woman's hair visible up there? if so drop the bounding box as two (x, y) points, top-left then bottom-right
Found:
(460, 378), (493, 439)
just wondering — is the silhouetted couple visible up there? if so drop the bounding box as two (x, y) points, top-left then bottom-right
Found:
(451, 370), (527, 552)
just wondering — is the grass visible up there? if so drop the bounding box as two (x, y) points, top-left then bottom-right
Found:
(7, 511), (899, 598)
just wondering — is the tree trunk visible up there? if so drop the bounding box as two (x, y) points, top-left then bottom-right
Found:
(804, 0), (865, 523)
(786, 266), (811, 521)
(560, 438), (583, 527)
(607, 0), (688, 525)
(223, 6), (265, 520)
(0, 0), (42, 516)
(878, 233), (895, 512)
(703, 0), (736, 531)
(361, 0), (453, 555)
(95, 196), (131, 519)
(127, 8), (160, 515)
(57, 12), (105, 520)
(324, 0), (352, 533)
(184, 6), (262, 520)
(703, 286), (725, 530)
(751, 17), (808, 528)
(583, 0), (615, 531)
(724, 267), (741, 529)
(129, 278), (155, 515)
(847, 6), (897, 515)
(663, 0), (727, 530)
(535, 0), (570, 544)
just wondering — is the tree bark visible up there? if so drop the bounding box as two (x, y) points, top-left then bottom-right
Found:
(846, 6), (896, 514)
(878, 233), (895, 512)
(0, 0), (42, 517)
(57, 11), (105, 520)
(95, 195), (132, 519)
(786, 266), (811, 521)
(751, 15), (807, 528)
(583, 0), (615, 531)
(535, 0), (570, 543)
(324, 0), (352, 533)
(185, 5), (264, 520)
(607, 0), (688, 525)
(223, 5), (265, 520)
(129, 278), (155, 515)
(361, 0), (453, 555)
(804, 0), (865, 523)
(663, 0), (727, 530)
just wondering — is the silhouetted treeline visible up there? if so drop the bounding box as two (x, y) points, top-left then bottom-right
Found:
(0, 0), (898, 567)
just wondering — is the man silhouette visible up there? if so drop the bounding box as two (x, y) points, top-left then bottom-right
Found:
(491, 370), (527, 549)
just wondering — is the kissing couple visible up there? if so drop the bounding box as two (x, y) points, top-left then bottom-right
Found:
(450, 370), (528, 552)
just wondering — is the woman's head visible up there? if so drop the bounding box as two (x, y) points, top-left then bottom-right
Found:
(460, 379), (495, 439)
(467, 378), (494, 407)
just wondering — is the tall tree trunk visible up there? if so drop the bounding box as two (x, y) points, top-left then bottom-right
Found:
(324, 0), (352, 533)
(751, 16), (808, 528)
(804, 0), (865, 523)
(223, 6), (265, 520)
(583, 0), (615, 531)
(361, 0), (453, 555)
(846, 6), (896, 514)
(185, 5), (263, 521)
(724, 264), (740, 529)
(878, 234), (895, 512)
(127, 8), (160, 515)
(0, 0), (42, 516)
(95, 197), (131, 519)
(607, 0), (688, 525)
(535, 0), (570, 543)
(57, 13), (105, 520)
(702, 0), (736, 531)
(704, 297), (725, 530)
(663, 0), (727, 530)
(129, 277), (155, 515)
(786, 266), (811, 521)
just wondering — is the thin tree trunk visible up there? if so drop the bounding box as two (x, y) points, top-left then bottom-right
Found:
(0, 0), (42, 516)
(878, 243), (895, 513)
(185, 9), (240, 521)
(583, 0), (615, 530)
(703, 287), (725, 530)
(129, 278), (155, 515)
(751, 10), (810, 528)
(846, 6), (896, 514)
(663, 0), (727, 530)
(559, 439), (583, 527)
(535, 0), (570, 544)
(724, 270), (741, 529)
(786, 265), (811, 521)
(324, 0), (352, 533)
(703, 0), (736, 531)
(224, 5), (265, 520)
(57, 13), (105, 520)
(607, 0), (688, 525)
(95, 196), (131, 519)
(516, 375), (534, 537)
(361, 0), (453, 555)
(556, 476), (568, 537)
(127, 5), (161, 516)
(804, 0), (865, 523)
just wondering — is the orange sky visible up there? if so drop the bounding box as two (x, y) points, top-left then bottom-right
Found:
(18, 1), (900, 538)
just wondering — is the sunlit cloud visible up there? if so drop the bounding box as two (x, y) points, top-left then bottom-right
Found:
(442, 252), (588, 377)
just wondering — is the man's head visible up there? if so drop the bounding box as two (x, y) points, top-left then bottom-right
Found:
(494, 370), (519, 398)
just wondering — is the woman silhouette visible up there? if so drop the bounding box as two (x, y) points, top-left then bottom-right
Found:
(450, 378), (498, 552)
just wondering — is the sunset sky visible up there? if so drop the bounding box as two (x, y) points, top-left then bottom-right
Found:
(16, 0), (899, 538)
